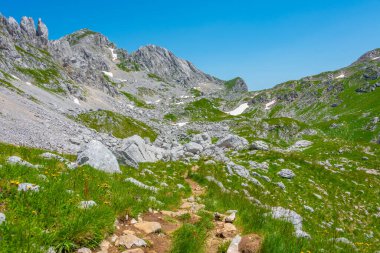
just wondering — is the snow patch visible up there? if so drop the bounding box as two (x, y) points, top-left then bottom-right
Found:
(108, 47), (118, 61)
(175, 102), (184, 105)
(155, 99), (161, 103)
(227, 103), (249, 116)
(102, 71), (113, 78)
(372, 56), (380, 60)
(11, 75), (20, 81)
(174, 122), (188, 127)
(336, 74), (345, 79)
(265, 100), (276, 110)
(25, 82), (32, 86)
(73, 97), (80, 105)
(126, 104), (135, 109)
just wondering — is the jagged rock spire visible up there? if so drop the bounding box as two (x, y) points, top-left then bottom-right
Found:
(36, 18), (48, 40)
(20, 16), (36, 37)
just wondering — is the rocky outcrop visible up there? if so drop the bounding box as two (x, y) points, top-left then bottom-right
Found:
(36, 18), (48, 40)
(77, 140), (121, 174)
(251, 140), (269, 151)
(130, 45), (222, 87)
(117, 135), (166, 168)
(216, 134), (249, 150)
(20, 17), (36, 38)
(271, 207), (310, 239)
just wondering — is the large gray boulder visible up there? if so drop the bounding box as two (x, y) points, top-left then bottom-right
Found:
(251, 140), (269, 151)
(288, 140), (313, 151)
(271, 207), (310, 239)
(191, 133), (212, 147)
(77, 140), (121, 174)
(216, 134), (248, 150)
(277, 169), (295, 179)
(118, 135), (166, 168)
(184, 142), (203, 154)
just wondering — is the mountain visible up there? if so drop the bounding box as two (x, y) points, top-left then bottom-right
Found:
(0, 15), (379, 253)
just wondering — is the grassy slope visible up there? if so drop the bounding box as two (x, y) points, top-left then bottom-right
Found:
(75, 110), (157, 141)
(191, 137), (380, 252)
(0, 143), (190, 252)
(184, 98), (232, 122)
(120, 91), (155, 109)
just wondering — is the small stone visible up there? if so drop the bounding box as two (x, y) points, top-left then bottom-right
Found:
(277, 169), (295, 179)
(134, 221), (161, 234)
(77, 248), (92, 253)
(0, 213), (6, 225)
(18, 183), (40, 192)
(79, 200), (97, 209)
(115, 234), (147, 249)
(225, 212), (236, 223)
(121, 249), (144, 253)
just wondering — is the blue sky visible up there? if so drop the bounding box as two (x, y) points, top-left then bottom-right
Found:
(2, 0), (380, 90)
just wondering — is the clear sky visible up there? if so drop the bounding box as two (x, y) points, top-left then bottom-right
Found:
(2, 0), (380, 90)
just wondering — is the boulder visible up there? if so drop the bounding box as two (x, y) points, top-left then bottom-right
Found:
(7, 156), (40, 169)
(115, 234), (147, 249)
(121, 249), (144, 253)
(118, 135), (166, 168)
(227, 235), (242, 253)
(77, 140), (121, 174)
(251, 140), (269, 151)
(288, 140), (313, 151)
(79, 200), (97, 209)
(271, 207), (310, 239)
(225, 211), (237, 223)
(134, 221), (161, 234)
(184, 142), (203, 154)
(18, 183), (39, 192)
(216, 134), (248, 150)
(191, 133), (212, 147)
(77, 248), (92, 253)
(277, 169), (295, 179)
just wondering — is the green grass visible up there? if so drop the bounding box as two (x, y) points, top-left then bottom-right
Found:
(15, 67), (65, 93)
(184, 98), (232, 122)
(147, 73), (164, 82)
(120, 91), (155, 109)
(190, 88), (202, 97)
(116, 60), (140, 72)
(0, 78), (24, 95)
(67, 29), (97, 45)
(224, 77), (241, 90)
(171, 211), (213, 253)
(188, 137), (380, 253)
(164, 113), (178, 122)
(0, 143), (190, 253)
(75, 110), (158, 141)
(137, 87), (156, 97)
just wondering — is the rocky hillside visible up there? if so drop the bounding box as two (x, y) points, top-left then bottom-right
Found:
(0, 14), (379, 253)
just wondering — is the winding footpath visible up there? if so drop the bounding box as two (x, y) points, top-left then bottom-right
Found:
(84, 178), (261, 253)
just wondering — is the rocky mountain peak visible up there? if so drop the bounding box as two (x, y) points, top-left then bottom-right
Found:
(20, 16), (36, 38)
(130, 45), (221, 87)
(354, 48), (380, 64)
